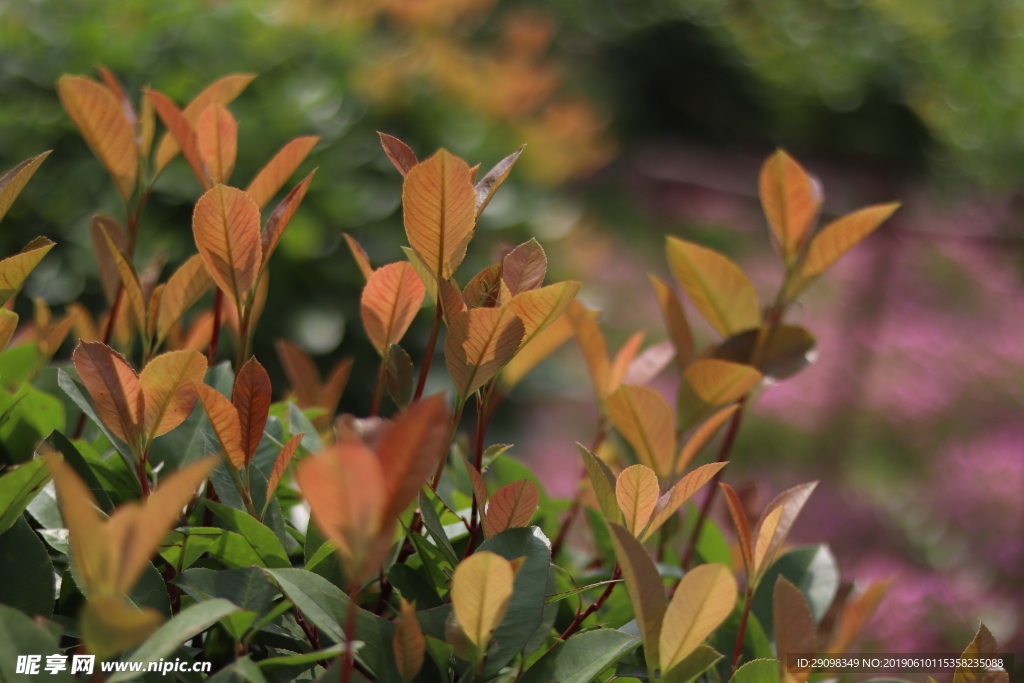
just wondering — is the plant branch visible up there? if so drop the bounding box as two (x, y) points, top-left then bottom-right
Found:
(559, 565), (621, 640)
(413, 295), (443, 402)
(731, 587), (753, 676)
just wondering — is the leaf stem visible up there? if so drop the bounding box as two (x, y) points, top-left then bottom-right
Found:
(430, 395), (466, 492)
(208, 290), (224, 365)
(559, 564), (621, 640)
(731, 587), (754, 676)
(413, 296), (444, 402)
(341, 588), (360, 683)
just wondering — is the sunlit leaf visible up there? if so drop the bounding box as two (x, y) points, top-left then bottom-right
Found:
(720, 482), (753, 575)
(501, 312), (573, 389)
(476, 145), (524, 217)
(642, 462), (727, 541)
(90, 214), (127, 303)
(608, 332), (645, 397)
(507, 281), (580, 347)
(344, 233), (374, 282)
(246, 136), (319, 209)
(196, 104), (237, 186)
(379, 132), (418, 177)
(403, 148), (476, 279)
(402, 246), (438, 302)
(826, 580), (890, 654)
(712, 326), (817, 382)
(462, 262), (504, 308)
(753, 482), (817, 578)
(675, 404), (739, 475)
(681, 359), (761, 423)
(260, 169), (317, 268)
(156, 255), (212, 345)
(193, 184), (262, 307)
(139, 350), (207, 441)
(98, 227), (147, 337)
(788, 203), (900, 299)
(578, 443), (622, 524)
(773, 577), (815, 683)
(483, 479), (539, 538)
(464, 456), (490, 509)
(439, 276), (467, 322)
(233, 357), (272, 463)
(393, 598), (425, 682)
(451, 550), (515, 651)
(608, 523), (666, 672)
(445, 307), (524, 397)
(375, 394), (449, 521)
(73, 341), (144, 448)
(666, 236), (760, 337)
(57, 75), (137, 202)
(0, 152), (50, 224)
(759, 150), (822, 264)
(145, 89), (211, 189)
(650, 274), (694, 369)
(607, 385), (675, 478)
(194, 382), (245, 468)
(566, 300), (609, 398)
(361, 262), (426, 356)
(615, 464), (659, 536)
(0, 237), (55, 307)
(953, 623), (1007, 683)
(501, 238), (546, 295)
(266, 433), (303, 501)
(153, 74), (255, 176)
(659, 563), (737, 673)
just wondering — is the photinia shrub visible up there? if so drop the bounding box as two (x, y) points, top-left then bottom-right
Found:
(0, 68), (1010, 683)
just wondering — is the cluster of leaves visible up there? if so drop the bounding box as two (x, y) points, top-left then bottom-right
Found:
(0, 67), (1011, 683)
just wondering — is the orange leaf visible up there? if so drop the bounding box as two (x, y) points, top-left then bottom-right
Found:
(615, 464), (660, 536)
(0, 237), (55, 307)
(475, 145), (524, 217)
(444, 307), (524, 397)
(156, 254), (212, 345)
(675, 404), (739, 475)
(90, 215), (127, 303)
(566, 300), (609, 399)
(275, 339), (322, 409)
(506, 281), (580, 347)
(483, 479), (539, 538)
(462, 262), (505, 308)
(753, 481), (817, 578)
(393, 597), (426, 682)
(0, 151), (50, 224)
(139, 350), (207, 441)
(683, 359), (761, 412)
(153, 74), (255, 176)
(376, 394), (450, 521)
(233, 357), (272, 463)
(403, 148), (476, 279)
(719, 482), (753, 575)
(759, 150), (822, 263)
(361, 262), (426, 356)
(666, 237), (760, 337)
(789, 202), (900, 299)
(246, 136), (320, 209)
(438, 276), (467, 322)
(500, 312), (573, 389)
(642, 462), (727, 541)
(193, 185), (262, 306)
(774, 577), (816, 683)
(73, 341), (144, 448)
(99, 226), (147, 338)
(607, 384), (676, 478)
(0, 309), (17, 351)
(826, 580), (891, 654)
(296, 443), (388, 586)
(194, 382), (245, 468)
(96, 65), (137, 140)
(146, 89), (211, 190)
(379, 132), (418, 177)
(343, 233), (374, 281)
(261, 169), (317, 268)
(196, 104), (237, 186)
(501, 238), (546, 295)
(266, 433), (304, 501)
(463, 455), (490, 509)
(607, 331), (645, 396)
(56, 75), (137, 202)
(321, 358), (353, 423)
(649, 274), (694, 369)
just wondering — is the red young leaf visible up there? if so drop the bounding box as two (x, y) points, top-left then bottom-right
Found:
(378, 132), (418, 177)
(145, 89), (211, 190)
(361, 262), (426, 356)
(246, 136), (320, 209)
(501, 238), (547, 295)
(261, 169), (317, 268)
(483, 479), (539, 538)
(73, 341), (144, 448)
(196, 104), (238, 185)
(193, 185), (262, 306)
(233, 357), (272, 463)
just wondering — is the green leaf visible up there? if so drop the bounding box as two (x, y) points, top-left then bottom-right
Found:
(0, 344), (40, 391)
(476, 526), (552, 676)
(209, 655), (270, 683)
(127, 561), (171, 616)
(258, 645), (345, 669)
(177, 567), (277, 639)
(518, 629), (640, 683)
(729, 658), (780, 683)
(46, 430), (114, 512)
(108, 599), (242, 682)
(0, 516), (54, 617)
(752, 545), (839, 637)
(0, 457), (50, 535)
(288, 402), (323, 453)
(662, 645), (723, 683)
(608, 523), (666, 674)
(418, 489), (459, 566)
(0, 604), (72, 682)
(207, 500), (290, 568)
(58, 368), (136, 471)
(388, 564), (442, 609)
(160, 527), (264, 570)
(0, 385), (65, 465)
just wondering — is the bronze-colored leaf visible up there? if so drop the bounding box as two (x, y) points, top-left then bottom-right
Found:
(196, 103), (237, 186)
(500, 311), (573, 389)
(275, 339), (322, 409)
(156, 254), (212, 346)
(506, 281), (580, 348)
(607, 331), (645, 397)
(774, 577), (816, 683)
(194, 382), (245, 468)
(246, 136), (319, 209)
(444, 307), (524, 397)
(462, 262), (504, 308)
(566, 300), (609, 398)
(99, 227), (147, 338)
(649, 274), (694, 369)
(379, 132), (418, 177)
(393, 598), (425, 682)
(666, 236), (760, 337)
(260, 169), (317, 268)
(73, 341), (144, 448)
(753, 481), (817, 578)
(376, 394), (450, 521)
(0, 237), (55, 307)
(145, 88), (211, 190)
(403, 148), (476, 279)
(344, 233), (374, 282)
(642, 462), (728, 541)
(386, 344), (414, 407)
(501, 238), (546, 295)
(712, 325), (817, 382)
(615, 464), (659, 537)
(192, 184), (262, 306)
(608, 522), (667, 672)
(0, 151), (50, 224)
(759, 150), (822, 263)
(90, 215), (127, 303)
(482, 479), (539, 538)
(139, 350), (208, 441)
(719, 482), (753, 575)
(475, 145), (524, 217)
(607, 385), (676, 478)
(361, 262), (426, 356)
(954, 623), (1008, 683)
(266, 433), (304, 501)
(233, 357), (272, 463)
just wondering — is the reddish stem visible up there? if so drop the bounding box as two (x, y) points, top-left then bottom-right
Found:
(559, 565), (621, 640)
(413, 299), (443, 402)
(731, 588), (753, 676)
(207, 290), (223, 365)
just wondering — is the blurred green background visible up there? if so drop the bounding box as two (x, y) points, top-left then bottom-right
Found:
(2, 0), (1022, 659)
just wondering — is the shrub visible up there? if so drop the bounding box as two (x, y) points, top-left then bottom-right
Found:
(0, 69), (1010, 683)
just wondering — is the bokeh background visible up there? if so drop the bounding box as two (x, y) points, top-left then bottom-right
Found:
(1, 0), (1022, 659)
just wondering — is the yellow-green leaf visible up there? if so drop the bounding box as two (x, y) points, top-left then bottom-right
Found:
(361, 262), (426, 356)
(607, 385), (676, 478)
(753, 482), (817, 578)
(506, 280), (580, 348)
(156, 254), (212, 346)
(139, 350), (207, 441)
(500, 312), (573, 389)
(659, 563), (737, 673)
(0, 151), (50, 224)
(193, 184), (262, 307)
(615, 464), (659, 537)
(608, 523), (666, 672)
(0, 237), (55, 307)
(57, 75), (137, 202)
(0, 309), (17, 351)
(759, 150), (822, 263)
(666, 236), (760, 337)
(403, 149), (477, 279)
(578, 443), (622, 524)
(566, 300), (609, 398)
(642, 462), (727, 541)
(444, 307), (524, 397)
(451, 550), (515, 650)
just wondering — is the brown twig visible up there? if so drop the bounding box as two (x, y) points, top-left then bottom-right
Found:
(559, 565), (621, 640)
